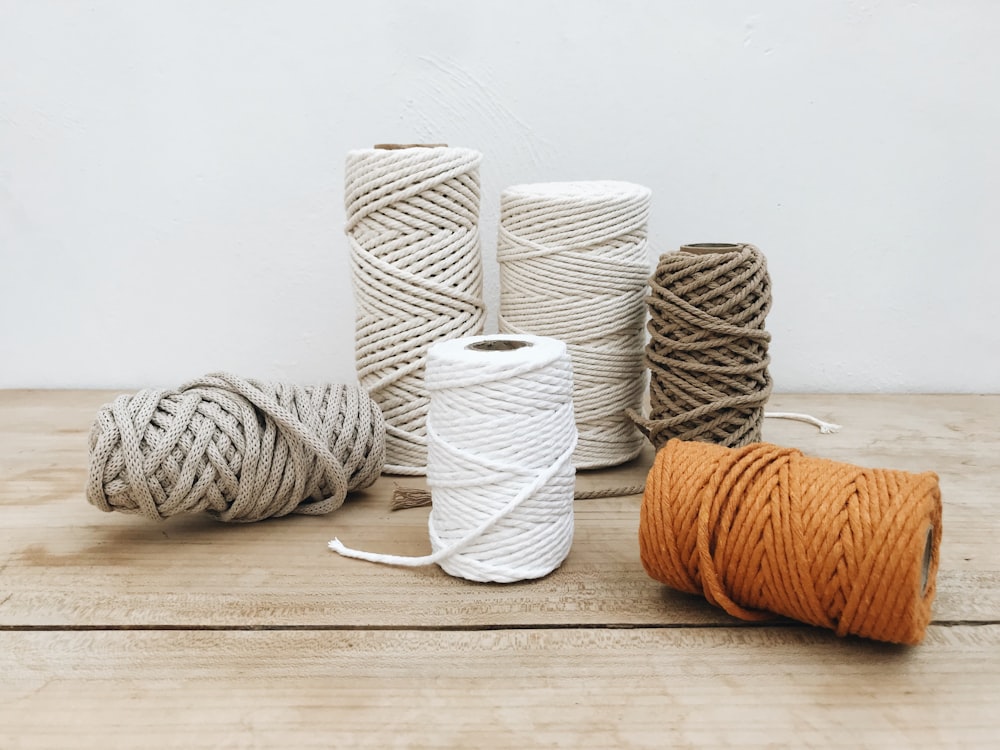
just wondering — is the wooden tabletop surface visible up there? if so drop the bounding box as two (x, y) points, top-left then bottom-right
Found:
(1, 391), (998, 748)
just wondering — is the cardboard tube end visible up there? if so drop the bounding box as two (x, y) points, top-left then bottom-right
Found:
(921, 525), (934, 597)
(373, 143), (448, 150)
(681, 243), (746, 256)
(466, 339), (533, 353)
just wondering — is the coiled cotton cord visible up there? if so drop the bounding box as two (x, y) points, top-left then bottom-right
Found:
(497, 181), (651, 470)
(331, 334), (577, 583)
(86, 372), (386, 522)
(345, 146), (486, 475)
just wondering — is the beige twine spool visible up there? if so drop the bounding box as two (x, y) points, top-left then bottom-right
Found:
(345, 145), (485, 475)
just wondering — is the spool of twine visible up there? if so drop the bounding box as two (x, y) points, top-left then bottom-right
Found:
(497, 181), (651, 469)
(640, 439), (942, 645)
(331, 334), (577, 583)
(345, 145), (486, 475)
(86, 372), (386, 522)
(630, 243), (772, 450)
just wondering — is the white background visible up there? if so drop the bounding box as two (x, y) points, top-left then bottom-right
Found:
(2, 1), (997, 392)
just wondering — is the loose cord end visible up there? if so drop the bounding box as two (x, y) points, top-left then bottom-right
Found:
(328, 538), (350, 554)
(328, 537), (440, 567)
(764, 411), (842, 434)
(391, 485), (433, 511)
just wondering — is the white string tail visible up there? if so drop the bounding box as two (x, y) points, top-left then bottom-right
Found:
(497, 181), (652, 470)
(764, 411), (842, 434)
(330, 334), (578, 583)
(345, 146), (486, 475)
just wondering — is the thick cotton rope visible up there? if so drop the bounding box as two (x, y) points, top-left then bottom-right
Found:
(497, 181), (651, 469)
(331, 334), (577, 583)
(630, 243), (773, 449)
(345, 145), (486, 475)
(86, 372), (386, 522)
(640, 439), (942, 645)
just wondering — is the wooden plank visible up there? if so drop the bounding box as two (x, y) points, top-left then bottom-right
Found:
(1, 625), (997, 749)
(1, 392), (997, 627)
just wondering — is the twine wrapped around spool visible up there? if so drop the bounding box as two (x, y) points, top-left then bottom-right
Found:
(86, 373), (386, 522)
(345, 144), (485, 475)
(630, 243), (772, 449)
(331, 334), (577, 583)
(497, 181), (651, 469)
(640, 439), (943, 645)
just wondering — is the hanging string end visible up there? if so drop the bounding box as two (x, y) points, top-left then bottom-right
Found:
(765, 411), (842, 434)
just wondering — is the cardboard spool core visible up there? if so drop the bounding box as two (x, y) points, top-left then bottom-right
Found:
(373, 143), (448, 150)
(466, 339), (532, 353)
(681, 243), (745, 255)
(921, 525), (934, 597)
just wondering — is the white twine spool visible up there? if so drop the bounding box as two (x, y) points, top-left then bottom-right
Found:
(330, 334), (577, 583)
(497, 181), (651, 469)
(344, 146), (486, 475)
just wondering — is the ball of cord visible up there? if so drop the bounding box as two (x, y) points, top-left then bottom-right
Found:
(86, 372), (386, 522)
(639, 439), (942, 645)
(497, 181), (651, 469)
(345, 146), (486, 475)
(631, 244), (772, 449)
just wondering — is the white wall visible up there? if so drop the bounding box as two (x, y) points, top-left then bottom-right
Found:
(2, 1), (997, 392)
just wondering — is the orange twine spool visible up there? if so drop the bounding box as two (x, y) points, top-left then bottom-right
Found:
(639, 440), (942, 644)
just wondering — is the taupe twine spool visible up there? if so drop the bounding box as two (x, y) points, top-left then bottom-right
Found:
(86, 373), (386, 522)
(629, 243), (772, 449)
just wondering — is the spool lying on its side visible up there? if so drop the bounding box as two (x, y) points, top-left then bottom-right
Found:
(639, 439), (943, 645)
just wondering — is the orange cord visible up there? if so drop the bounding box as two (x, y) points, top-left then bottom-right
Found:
(639, 440), (942, 645)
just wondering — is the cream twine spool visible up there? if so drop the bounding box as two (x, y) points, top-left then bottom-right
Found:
(497, 181), (651, 469)
(344, 145), (486, 475)
(330, 334), (577, 583)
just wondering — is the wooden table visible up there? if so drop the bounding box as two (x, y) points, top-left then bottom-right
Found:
(1, 392), (997, 748)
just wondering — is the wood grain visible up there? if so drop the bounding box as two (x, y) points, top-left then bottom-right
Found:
(1, 392), (997, 627)
(1, 626), (997, 749)
(1, 391), (998, 746)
